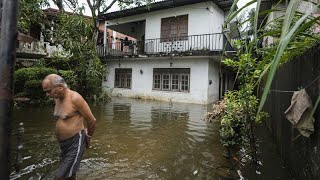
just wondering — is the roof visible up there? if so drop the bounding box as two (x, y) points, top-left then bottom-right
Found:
(17, 32), (36, 43)
(102, 0), (234, 20)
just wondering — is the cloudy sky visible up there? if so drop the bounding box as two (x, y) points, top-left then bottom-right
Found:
(49, 0), (255, 16)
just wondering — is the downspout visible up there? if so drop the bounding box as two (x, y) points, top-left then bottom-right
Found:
(218, 9), (227, 101)
(104, 20), (107, 62)
(0, 0), (19, 178)
(219, 63), (221, 100)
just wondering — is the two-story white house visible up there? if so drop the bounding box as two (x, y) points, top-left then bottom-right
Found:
(99, 0), (236, 104)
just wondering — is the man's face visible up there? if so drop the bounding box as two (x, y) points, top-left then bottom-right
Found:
(42, 80), (63, 99)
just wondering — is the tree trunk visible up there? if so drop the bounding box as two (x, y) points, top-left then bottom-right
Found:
(92, 15), (99, 46)
(93, 28), (98, 47)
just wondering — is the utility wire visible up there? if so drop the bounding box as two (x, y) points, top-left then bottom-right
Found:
(269, 75), (320, 93)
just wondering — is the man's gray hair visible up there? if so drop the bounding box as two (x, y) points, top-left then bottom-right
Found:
(52, 75), (68, 88)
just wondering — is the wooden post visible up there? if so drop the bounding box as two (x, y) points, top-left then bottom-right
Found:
(0, 0), (19, 178)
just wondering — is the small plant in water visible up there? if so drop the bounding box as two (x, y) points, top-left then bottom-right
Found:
(218, 40), (268, 165)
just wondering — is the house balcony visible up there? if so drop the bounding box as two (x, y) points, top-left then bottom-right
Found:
(16, 41), (47, 59)
(16, 41), (68, 61)
(97, 33), (233, 58)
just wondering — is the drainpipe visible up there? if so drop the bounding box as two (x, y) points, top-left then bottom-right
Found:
(219, 65), (222, 100)
(104, 21), (108, 62)
(0, 0), (19, 179)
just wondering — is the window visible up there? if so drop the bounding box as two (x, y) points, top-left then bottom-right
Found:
(161, 15), (188, 42)
(115, 68), (132, 88)
(153, 68), (190, 92)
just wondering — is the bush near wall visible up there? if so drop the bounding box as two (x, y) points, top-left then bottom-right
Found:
(44, 54), (77, 70)
(15, 67), (78, 101)
(24, 79), (46, 98)
(15, 67), (57, 97)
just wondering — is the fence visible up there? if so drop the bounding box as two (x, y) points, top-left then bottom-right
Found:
(262, 43), (320, 179)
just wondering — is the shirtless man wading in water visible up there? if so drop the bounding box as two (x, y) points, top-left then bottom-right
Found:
(42, 74), (96, 180)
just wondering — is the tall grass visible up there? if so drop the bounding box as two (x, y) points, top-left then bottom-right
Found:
(224, 0), (320, 116)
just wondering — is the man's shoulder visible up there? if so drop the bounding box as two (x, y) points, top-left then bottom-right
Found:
(70, 90), (84, 103)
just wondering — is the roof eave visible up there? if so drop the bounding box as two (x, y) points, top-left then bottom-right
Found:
(102, 0), (234, 21)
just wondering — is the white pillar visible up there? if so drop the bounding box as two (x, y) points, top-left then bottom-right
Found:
(112, 30), (117, 49)
(103, 21), (107, 45)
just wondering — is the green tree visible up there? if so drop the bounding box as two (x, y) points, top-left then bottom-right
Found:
(18, 0), (49, 33)
(53, 0), (155, 45)
(50, 12), (105, 99)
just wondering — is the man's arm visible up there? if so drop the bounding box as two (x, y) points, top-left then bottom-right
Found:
(72, 92), (96, 143)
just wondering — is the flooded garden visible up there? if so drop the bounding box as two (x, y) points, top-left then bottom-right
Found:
(10, 97), (290, 179)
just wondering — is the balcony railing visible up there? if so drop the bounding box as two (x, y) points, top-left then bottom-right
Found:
(97, 33), (233, 58)
(16, 41), (47, 58)
(16, 41), (71, 59)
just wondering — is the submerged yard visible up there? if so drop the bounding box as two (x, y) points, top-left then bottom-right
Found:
(10, 97), (289, 179)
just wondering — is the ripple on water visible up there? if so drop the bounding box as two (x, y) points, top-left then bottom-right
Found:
(79, 157), (161, 180)
(10, 158), (58, 180)
(11, 98), (290, 179)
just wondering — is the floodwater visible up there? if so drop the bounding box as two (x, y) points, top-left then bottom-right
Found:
(10, 97), (290, 179)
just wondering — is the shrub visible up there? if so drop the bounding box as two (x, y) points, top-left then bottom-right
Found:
(24, 79), (45, 98)
(45, 54), (76, 70)
(58, 70), (78, 90)
(97, 89), (112, 103)
(15, 67), (57, 95)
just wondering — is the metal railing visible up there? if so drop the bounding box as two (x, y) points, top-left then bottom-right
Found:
(97, 33), (233, 57)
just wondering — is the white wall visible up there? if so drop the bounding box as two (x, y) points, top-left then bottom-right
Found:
(207, 59), (220, 104)
(144, 2), (224, 39)
(298, 0), (320, 13)
(102, 57), (220, 104)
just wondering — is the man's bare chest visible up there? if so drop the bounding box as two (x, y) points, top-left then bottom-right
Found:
(54, 100), (79, 120)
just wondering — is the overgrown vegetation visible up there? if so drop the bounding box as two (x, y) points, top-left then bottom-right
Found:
(212, 0), (320, 171)
(53, 12), (106, 99)
(220, 50), (267, 149)
(52, 0), (155, 45)
(18, 0), (48, 33)
(14, 67), (77, 105)
(15, 0), (155, 105)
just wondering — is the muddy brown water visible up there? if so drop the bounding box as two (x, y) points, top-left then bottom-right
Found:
(10, 97), (290, 179)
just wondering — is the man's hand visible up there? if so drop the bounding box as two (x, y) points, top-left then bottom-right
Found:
(84, 129), (92, 148)
(86, 134), (92, 148)
(72, 92), (96, 148)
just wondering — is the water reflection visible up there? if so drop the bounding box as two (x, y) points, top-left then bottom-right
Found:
(10, 97), (289, 179)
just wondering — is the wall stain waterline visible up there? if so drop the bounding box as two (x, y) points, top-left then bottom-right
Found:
(10, 97), (289, 179)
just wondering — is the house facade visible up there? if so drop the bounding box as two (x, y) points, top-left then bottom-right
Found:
(100, 0), (235, 104)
